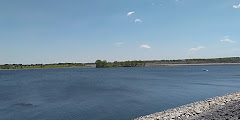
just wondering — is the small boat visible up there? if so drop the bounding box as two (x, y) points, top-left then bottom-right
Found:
(203, 69), (209, 72)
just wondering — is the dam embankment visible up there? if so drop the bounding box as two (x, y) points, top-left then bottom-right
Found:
(134, 92), (240, 120)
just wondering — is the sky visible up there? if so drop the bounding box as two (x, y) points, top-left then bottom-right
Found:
(1, 0), (240, 64)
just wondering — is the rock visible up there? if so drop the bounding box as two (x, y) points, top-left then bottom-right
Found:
(194, 109), (202, 114)
(134, 92), (240, 120)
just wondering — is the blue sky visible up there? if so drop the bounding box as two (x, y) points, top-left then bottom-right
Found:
(1, 0), (240, 64)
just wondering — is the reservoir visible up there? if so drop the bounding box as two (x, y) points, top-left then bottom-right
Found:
(0, 65), (240, 120)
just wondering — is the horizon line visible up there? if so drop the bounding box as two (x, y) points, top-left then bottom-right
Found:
(1, 56), (239, 65)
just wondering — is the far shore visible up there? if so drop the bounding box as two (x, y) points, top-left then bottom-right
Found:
(0, 66), (94, 70)
(145, 62), (240, 66)
(2, 57), (240, 69)
(1, 62), (240, 70)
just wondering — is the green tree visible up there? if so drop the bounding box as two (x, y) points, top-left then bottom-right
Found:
(95, 60), (108, 68)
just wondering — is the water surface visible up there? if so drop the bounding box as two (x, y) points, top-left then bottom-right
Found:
(0, 65), (240, 120)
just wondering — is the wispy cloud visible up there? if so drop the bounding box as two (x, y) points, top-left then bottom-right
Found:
(135, 19), (142, 23)
(233, 4), (240, 8)
(140, 45), (151, 49)
(152, 2), (163, 6)
(189, 46), (205, 51)
(114, 42), (123, 46)
(220, 36), (235, 43)
(233, 48), (240, 51)
(127, 11), (134, 16)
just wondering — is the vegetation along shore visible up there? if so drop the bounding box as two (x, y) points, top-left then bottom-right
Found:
(0, 63), (95, 70)
(1, 57), (240, 70)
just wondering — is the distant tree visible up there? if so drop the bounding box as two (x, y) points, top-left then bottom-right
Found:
(113, 61), (119, 67)
(95, 60), (108, 68)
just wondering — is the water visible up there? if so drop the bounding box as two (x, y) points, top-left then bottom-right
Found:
(0, 65), (240, 120)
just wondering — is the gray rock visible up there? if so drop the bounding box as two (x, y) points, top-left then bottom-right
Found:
(134, 91), (240, 120)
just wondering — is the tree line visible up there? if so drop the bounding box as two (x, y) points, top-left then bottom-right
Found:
(1, 57), (240, 69)
(95, 57), (240, 68)
(146, 57), (240, 64)
(95, 60), (145, 68)
(0, 63), (88, 69)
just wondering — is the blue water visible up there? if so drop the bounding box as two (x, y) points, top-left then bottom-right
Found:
(0, 65), (240, 120)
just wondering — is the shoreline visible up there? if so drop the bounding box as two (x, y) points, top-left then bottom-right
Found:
(1, 63), (240, 70)
(0, 66), (94, 71)
(144, 63), (240, 66)
(134, 91), (240, 120)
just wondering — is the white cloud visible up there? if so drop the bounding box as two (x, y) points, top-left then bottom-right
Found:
(189, 46), (205, 51)
(127, 11), (134, 16)
(140, 45), (151, 49)
(233, 4), (240, 8)
(135, 19), (142, 23)
(114, 42), (123, 46)
(220, 36), (235, 43)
